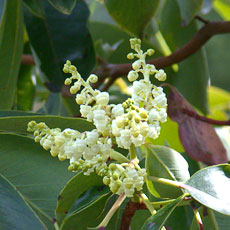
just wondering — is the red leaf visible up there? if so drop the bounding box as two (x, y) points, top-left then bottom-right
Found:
(166, 85), (227, 165)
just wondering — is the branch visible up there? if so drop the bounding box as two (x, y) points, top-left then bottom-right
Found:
(21, 20), (230, 91)
(94, 20), (230, 90)
(21, 54), (35, 65)
(121, 200), (146, 230)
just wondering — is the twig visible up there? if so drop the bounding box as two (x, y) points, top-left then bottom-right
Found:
(21, 21), (230, 91)
(21, 54), (35, 65)
(182, 108), (230, 125)
(190, 201), (203, 230)
(195, 15), (209, 24)
(95, 20), (230, 90)
(121, 200), (146, 230)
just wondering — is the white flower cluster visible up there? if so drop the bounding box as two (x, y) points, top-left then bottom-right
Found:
(27, 121), (112, 176)
(28, 38), (167, 198)
(103, 163), (146, 197)
(111, 39), (167, 149)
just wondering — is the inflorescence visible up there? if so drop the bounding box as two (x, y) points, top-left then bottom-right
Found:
(27, 38), (167, 197)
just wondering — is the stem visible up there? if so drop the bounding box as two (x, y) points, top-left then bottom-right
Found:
(110, 150), (130, 163)
(129, 144), (137, 160)
(53, 219), (60, 230)
(190, 201), (203, 230)
(97, 192), (126, 229)
(147, 176), (186, 189)
(139, 192), (156, 215)
(151, 196), (192, 209)
(121, 200), (146, 230)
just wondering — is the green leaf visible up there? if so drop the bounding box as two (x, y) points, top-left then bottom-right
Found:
(185, 164), (230, 215)
(190, 206), (230, 230)
(16, 42), (35, 111)
(160, 0), (209, 113)
(38, 92), (70, 116)
(0, 110), (41, 117)
(0, 115), (94, 133)
(145, 145), (190, 198)
(165, 206), (194, 230)
(0, 175), (45, 230)
(0, 0), (24, 109)
(205, 10), (230, 92)
(104, 0), (160, 37)
(214, 0), (230, 20)
(0, 0), (6, 21)
(148, 117), (184, 153)
(61, 193), (111, 230)
(201, 0), (213, 14)
(48, 0), (78, 14)
(131, 210), (151, 230)
(89, 21), (163, 65)
(23, 0), (45, 18)
(175, 0), (204, 25)
(141, 194), (187, 230)
(55, 172), (104, 224)
(24, 0), (95, 89)
(0, 134), (73, 229)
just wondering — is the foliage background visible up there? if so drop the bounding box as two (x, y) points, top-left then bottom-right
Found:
(0, 0), (230, 229)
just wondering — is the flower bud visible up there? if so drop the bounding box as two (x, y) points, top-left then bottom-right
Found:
(127, 53), (134, 59)
(109, 163), (117, 171)
(64, 78), (72, 85)
(146, 49), (155, 56)
(155, 69), (166, 81)
(88, 74), (98, 83)
(96, 92), (109, 106)
(80, 105), (91, 117)
(76, 94), (86, 104)
(70, 82), (81, 94)
(132, 60), (142, 70)
(127, 70), (139, 82)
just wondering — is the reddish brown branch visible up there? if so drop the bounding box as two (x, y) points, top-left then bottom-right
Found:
(94, 20), (230, 90)
(21, 54), (35, 65)
(21, 20), (230, 91)
(121, 201), (146, 230)
(182, 108), (230, 125)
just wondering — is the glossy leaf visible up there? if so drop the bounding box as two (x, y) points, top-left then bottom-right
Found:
(0, 175), (45, 230)
(201, 0), (213, 14)
(61, 193), (111, 230)
(185, 164), (230, 215)
(104, 0), (160, 37)
(190, 206), (230, 230)
(23, 0), (45, 18)
(55, 172), (103, 224)
(160, 0), (209, 113)
(142, 194), (187, 230)
(165, 206), (194, 230)
(145, 145), (190, 198)
(0, 0), (24, 109)
(167, 85), (227, 165)
(24, 0), (95, 89)
(0, 110), (42, 117)
(48, 0), (78, 14)
(0, 115), (94, 134)
(0, 134), (73, 229)
(176, 0), (204, 25)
